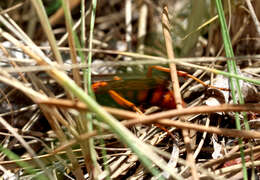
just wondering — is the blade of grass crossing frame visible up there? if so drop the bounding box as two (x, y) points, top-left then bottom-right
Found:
(81, 0), (86, 53)
(61, 0), (100, 178)
(80, 0), (88, 92)
(86, 0), (96, 98)
(215, 0), (248, 179)
(85, 0), (101, 178)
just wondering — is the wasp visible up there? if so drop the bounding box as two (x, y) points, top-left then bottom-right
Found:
(92, 66), (228, 112)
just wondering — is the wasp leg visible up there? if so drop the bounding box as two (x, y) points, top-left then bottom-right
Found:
(147, 65), (229, 91)
(147, 65), (170, 77)
(108, 90), (143, 114)
(154, 123), (176, 140)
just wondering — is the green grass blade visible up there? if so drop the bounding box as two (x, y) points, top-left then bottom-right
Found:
(215, 0), (248, 179)
(83, 1), (100, 177)
(85, 0), (96, 98)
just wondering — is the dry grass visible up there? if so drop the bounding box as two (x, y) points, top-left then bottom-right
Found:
(0, 1), (259, 179)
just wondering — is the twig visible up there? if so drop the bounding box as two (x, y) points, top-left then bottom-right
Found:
(51, 111), (260, 155)
(37, 98), (260, 120)
(155, 119), (260, 139)
(162, 5), (198, 179)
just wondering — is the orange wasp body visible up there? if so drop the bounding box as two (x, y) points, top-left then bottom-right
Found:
(93, 77), (177, 110)
(92, 66), (189, 112)
(92, 66), (228, 112)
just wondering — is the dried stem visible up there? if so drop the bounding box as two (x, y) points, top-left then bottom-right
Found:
(162, 5), (198, 179)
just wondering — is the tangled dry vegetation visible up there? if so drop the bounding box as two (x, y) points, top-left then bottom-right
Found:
(0, 0), (259, 179)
